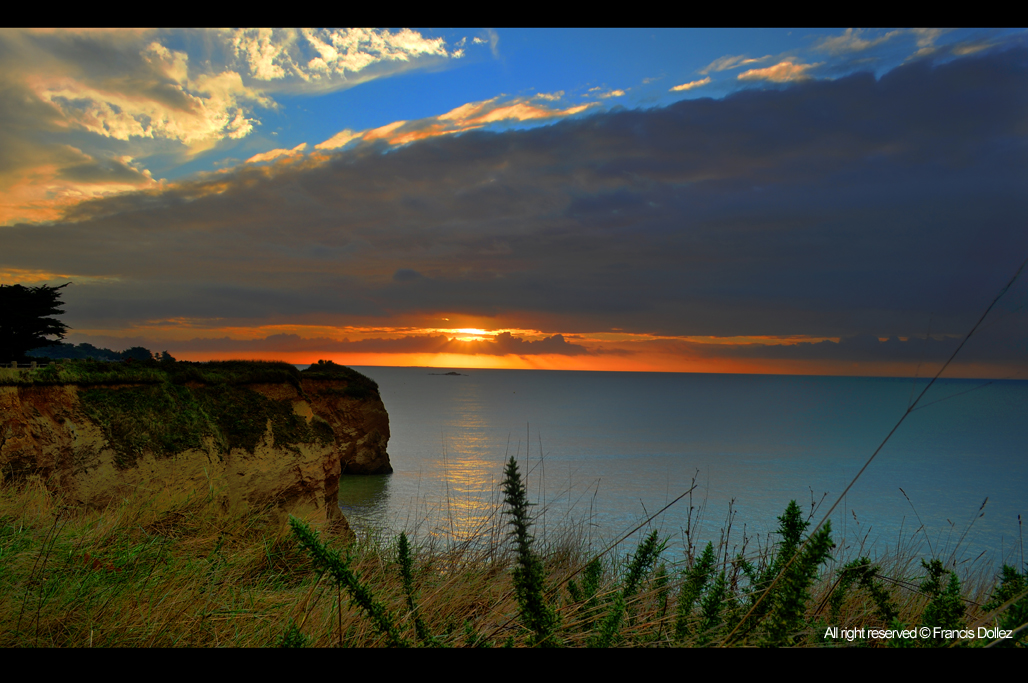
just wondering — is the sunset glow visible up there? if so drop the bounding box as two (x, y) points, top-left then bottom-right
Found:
(2, 28), (1025, 378)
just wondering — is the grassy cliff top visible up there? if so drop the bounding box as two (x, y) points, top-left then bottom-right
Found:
(0, 359), (380, 467)
(0, 358), (378, 392)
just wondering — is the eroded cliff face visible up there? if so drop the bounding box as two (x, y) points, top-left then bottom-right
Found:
(0, 375), (391, 523)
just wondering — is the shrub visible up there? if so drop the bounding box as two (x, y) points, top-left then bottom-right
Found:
(502, 455), (559, 647)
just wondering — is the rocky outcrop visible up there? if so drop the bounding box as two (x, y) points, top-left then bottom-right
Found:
(0, 362), (391, 524)
(301, 378), (392, 475)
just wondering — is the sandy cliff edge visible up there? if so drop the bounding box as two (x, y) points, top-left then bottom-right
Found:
(0, 363), (391, 526)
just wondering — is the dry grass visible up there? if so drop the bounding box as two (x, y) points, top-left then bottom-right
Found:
(0, 476), (1022, 648)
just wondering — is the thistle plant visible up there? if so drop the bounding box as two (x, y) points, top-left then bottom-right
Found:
(289, 516), (410, 647)
(758, 501), (834, 646)
(397, 531), (432, 645)
(502, 455), (559, 647)
(981, 564), (1028, 647)
(828, 557), (899, 626)
(590, 529), (662, 647)
(918, 559), (966, 646)
(275, 620), (310, 648)
(567, 556), (604, 632)
(697, 570), (729, 646)
(674, 541), (716, 642)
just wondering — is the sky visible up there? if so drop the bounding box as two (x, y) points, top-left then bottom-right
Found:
(2, 27), (1027, 377)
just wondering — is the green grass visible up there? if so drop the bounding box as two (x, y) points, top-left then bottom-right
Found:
(1, 460), (1024, 648)
(0, 357), (378, 388)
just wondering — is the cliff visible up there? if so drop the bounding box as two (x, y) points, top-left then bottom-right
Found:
(0, 360), (390, 524)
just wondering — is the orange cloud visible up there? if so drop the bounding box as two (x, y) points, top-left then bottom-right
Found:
(314, 96), (600, 152)
(363, 120), (408, 141)
(738, 60), (821, 83)
(0, 160), (157, 226)
(246, 142), (307, 164)
(314, 128), (363, 151)
(670, 77), (711, 92)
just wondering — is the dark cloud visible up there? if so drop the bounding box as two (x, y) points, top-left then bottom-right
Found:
(56, 155), (151, 184)
(82, 332), (595, 357)
(4, 46), (1028, 368)
(489, 332), (589, 356)
(392, 269), (422, 282)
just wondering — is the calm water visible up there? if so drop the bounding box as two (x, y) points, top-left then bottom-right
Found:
(332, 367), (1027, 567)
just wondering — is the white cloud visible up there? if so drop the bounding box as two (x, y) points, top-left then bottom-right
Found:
(228, 28), (459, 85)
(815, 28), (903, 55)
(910, 28), (949, 59)
(700, 54), (771, 75)
(483, 29), (500, 58)
(229, 28), (295, 80)
(29, 39), (273, 148)
(952, 41), (995, 56)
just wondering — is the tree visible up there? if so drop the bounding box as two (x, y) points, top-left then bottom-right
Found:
(120, 346), (154, 362)
(0, 283), (70, 361)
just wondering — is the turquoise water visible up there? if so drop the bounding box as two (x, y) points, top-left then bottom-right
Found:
(334, 367), (1028, 567)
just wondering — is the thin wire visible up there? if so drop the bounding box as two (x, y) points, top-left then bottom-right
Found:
(722, 251), (1028, 645)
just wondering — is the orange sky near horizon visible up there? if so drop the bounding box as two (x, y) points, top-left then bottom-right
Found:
(68, 320), (1022, 380)
(167, 348), (1022, 380)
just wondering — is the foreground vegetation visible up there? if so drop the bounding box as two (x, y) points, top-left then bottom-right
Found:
(1, 458), (1024, 647)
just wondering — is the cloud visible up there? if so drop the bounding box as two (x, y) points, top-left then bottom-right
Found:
(246, 142), (307, 164)
(27, 43), (270, 146)
(911, 28), (948, 58)
(715, 334), (965, 361)
(112, 331), (594, 357)
(392, 269), (422, 282)
(315, 129), (363, 151)
(490, 332), (590, 355)
(951, 40), (999, 57)
(482, 29), (500, 59)
(670, 77), (711, 92)
(737, 60), (821, 83)
(312, 95), (599, 150)
(591, 89), (626, 99)
(0, 28), (474, 225)
(3, 47), (1026, 372)
(815, 28), (904, 55)
(700, 54), (771, 75)
(227, 28), (460, 88)
(0, 144), (158, 225)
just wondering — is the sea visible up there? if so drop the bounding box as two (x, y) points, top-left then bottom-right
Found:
(325, 367), (1027, 570)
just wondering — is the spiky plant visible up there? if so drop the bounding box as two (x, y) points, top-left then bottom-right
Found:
(501, 455), (559, 647)
(589, 529), (662, 647)
(397, 531), (432, 645)
(289, 516), (410, 647)
(674, 541), (716, 642)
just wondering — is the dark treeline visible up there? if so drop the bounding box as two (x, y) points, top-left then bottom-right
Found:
(27, 342), (163, 363)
